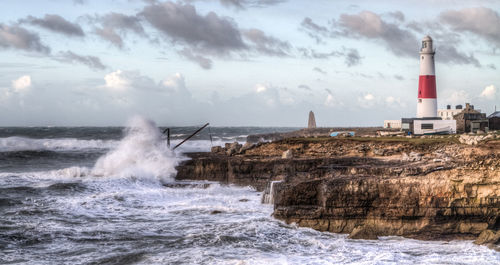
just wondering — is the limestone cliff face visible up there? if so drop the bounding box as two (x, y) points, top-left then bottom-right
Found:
(273, 168), (500, 240)
(176, 137), (500, 246)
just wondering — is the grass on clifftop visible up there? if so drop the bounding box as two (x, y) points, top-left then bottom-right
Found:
(297, 135), (460, 144)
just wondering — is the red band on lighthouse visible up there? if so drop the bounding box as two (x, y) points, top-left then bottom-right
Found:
(417, 75), (436, 98)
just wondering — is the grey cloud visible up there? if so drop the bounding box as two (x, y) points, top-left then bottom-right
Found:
(387, 11), (405, 22)
(345, 48), (361, 67)
(338, 11), (418, 56)
(440, 7), (500, 47)
(0, 24), (50, 53)
(298, 84), (311, 91)
(313, 67), (326, 74)
(178, 48), (213, 69)
(394, 74), (404, 80)
(140, 2), (246, 54)
(300, 17), (330, 43)
(299, 47), (362, 67)
(94, 27), (124, 48)
(55, 51), (107, 70)
(298, 47), (343, 59)
(487, 64), (496, 70)
(438, 45), (481, 67)
(92, 12), (145, 48)
(186, 0), (285, 9)
(20, 14), (84, 37)
(242, 28), (290, 56)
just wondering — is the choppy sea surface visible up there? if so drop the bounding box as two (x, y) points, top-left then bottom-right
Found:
(1, 117), (499, 265)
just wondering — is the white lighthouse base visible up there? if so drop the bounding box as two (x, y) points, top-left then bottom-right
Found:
(417, 98), (438, 118)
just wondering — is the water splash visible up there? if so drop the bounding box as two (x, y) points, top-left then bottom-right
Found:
(91, 116), (178, 181)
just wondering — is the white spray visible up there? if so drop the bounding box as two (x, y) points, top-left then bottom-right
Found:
(91, 116), (178, 181)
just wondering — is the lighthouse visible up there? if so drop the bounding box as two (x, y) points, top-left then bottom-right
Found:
(416, 35), (437, 118)
(396, 35), (457, 135)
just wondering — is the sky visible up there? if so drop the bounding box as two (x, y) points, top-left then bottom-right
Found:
(0, 0), (499, 126)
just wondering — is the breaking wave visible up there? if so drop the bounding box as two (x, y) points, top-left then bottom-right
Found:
(0, 136), (116, 152)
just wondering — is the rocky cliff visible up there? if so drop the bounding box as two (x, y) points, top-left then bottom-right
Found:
(175, 135), (500, 249)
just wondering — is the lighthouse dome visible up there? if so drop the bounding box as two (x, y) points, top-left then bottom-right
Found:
(423, 35), (432, 41)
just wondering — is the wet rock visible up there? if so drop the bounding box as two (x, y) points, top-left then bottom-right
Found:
(373, 148), (385, 156)
(210, 210), (223, 215)
(239, 199), (249, 202)
(226, 142), (242, 156)
(211, 146), (224, 153)
(240, 142), (254, 153)
(348, 226), (378, 240)
(282, 150), (293, 159)
(475, 230), (500, 245)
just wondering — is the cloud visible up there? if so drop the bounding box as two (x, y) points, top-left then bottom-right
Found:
(298, 84), (311, 91)
(480, 85), (497, 99)
(313, 67), (326, 74)
(394, 74), (404, 81)
(242, 28), (291, 56)
(440, 7), (500, 47)
(140, 2), (246, 54)
(387, 11), (405, 22)
(92, 12), (145, 48)
(178, 48), (213, 69)
(437, 45), (481, 67)
(162, 73), (190, 97)
(255, 83), (267, 93)
(54, 51), (107, 70)
(11, 75), (31, 93)
(0, 24), (50, 53)
(324, 88), (342, 107)
(345, 48), (361, 66)
(186, 0), (285, 10)
(299, 47), (362, 67)
(337, 11), (418, 56)
(20, 14), (84, 37)
(300, 17), (330, 43)
(104, 70), (131, 92)
(445, 90), (470, 106)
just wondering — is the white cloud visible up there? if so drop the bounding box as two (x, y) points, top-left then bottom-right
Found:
(324, 89), (342, 107)
(357, 93), (377, 108)
(447, 90), (470, 105)
(480, 85), (497, 99)
(162, 73), (186, 91)
(104, 70), (130, 91)
(364, 93), (374, 101)
(255, 83), (267, 93)
(11, 75), (31, 93)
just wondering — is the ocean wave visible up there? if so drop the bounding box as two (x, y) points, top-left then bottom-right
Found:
(0, 137), (116, 152)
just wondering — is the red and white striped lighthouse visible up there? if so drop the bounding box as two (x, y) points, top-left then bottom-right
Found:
(416, 35), (437, 118)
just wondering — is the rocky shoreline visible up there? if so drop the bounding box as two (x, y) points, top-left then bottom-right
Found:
(175, 132), (500, 250)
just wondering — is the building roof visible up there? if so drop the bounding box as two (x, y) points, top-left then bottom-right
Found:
(488, 111), (500, 118)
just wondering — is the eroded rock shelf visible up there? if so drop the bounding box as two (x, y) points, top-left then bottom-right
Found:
(175, 136), (500, 250)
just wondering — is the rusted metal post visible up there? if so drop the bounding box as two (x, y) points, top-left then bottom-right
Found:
(173, 123), (209, 150)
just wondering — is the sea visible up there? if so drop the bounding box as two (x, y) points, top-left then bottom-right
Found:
(1, 116), (499, 265)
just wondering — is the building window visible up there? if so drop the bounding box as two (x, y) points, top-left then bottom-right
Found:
(421, 123), (434, 130)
